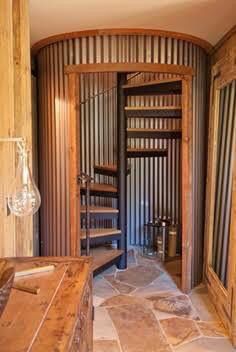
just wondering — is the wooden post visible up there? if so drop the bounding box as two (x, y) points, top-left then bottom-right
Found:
(117, 73), (127, 269)
(181, 77), (193, 293)
(68, 73), (80, 256)
(0, 0), (34, 257)
(13, 0), (34, 256)
(0, 0), (15, 257)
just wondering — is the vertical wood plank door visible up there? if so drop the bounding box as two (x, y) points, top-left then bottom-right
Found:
(204, 54), (236, 344)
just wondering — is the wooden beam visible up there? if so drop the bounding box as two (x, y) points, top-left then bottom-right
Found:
(211, 25), (236, 56)
(31, 28), (212, 55)
(68, 73), (80, 256)
(117, 73), (128, 269)
(13, 0), (33, 256)
(181, 76), (193, 293)
(0, 0), (15, 257)
(65, 63), (195, 76)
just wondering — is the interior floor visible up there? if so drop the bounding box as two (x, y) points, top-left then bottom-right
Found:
(164, 256), (182, 289)
(93, 248), (234, 352)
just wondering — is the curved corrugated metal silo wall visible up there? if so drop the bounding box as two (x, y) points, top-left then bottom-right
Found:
(37, 34), (208, 286)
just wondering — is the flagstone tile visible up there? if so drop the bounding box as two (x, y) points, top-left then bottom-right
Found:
(189, 286), (219, 321)
(160, 317), (200, 347)
(147, 292), (185, 320)
(136, 252), (162, 268)
(104, 275), (136, 294)
(116, 264), (163, 288)
(94, 307), (118, 340)
(93, 276), (118, 299)
(152, 308), (177, 320)
(148, 293), (199, 319)
(101, 294), (149, 308)
(93, 340), (121, 352)
(108, 303), (171, 352)
(93, 295), (105, 307)
(133, 273), (179, 297)
(197, 321), (228, 338)
(101, 265), (117, 275)
(174, 337), (234, 351)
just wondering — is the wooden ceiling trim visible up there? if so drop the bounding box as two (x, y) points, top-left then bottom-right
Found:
(211, 25), (236, 55)
(64, 63), (195, 76)
(31, 28), (212, 55)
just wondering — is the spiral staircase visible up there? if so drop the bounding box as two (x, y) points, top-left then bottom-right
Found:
(79, 73), (182, 275)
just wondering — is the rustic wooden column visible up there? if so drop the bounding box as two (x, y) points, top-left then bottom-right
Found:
(68, 73), (80, 256)
(0, 0), (34, 257)
(181, 76), (193, 293)
(13, 0), (34, 256)
(0, 0), (15, 257)
(117, 73), (128, 269)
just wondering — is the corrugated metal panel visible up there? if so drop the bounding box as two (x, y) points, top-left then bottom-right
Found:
(212, 80), (236, 287)
(80, 72), (117, 230)
(37, 34), (208, 286)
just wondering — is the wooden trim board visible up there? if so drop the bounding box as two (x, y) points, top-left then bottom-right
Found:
(65, 63), (194, 76)
(67, 63), (193, 292)
(211, 25), (236, 55)
(31, 28), (212, 55)
(204, 52), (236, 344)
(68, 73), (80, 256)
(181, 76), (193, 293)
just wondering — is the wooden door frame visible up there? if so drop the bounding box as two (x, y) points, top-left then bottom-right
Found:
(68, 73), (80, 256)
(204, 50), (236, 343)
(65, 63), (194, 293)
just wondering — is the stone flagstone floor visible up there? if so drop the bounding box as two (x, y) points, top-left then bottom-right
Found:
(93, 248), (235, 352)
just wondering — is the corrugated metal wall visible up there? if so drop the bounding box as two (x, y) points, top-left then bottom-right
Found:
(212, 80), (236, 287)
(80, 72), (117, 231)
(37, 34), (207, 285)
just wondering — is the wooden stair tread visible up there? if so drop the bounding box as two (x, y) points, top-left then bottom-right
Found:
(94, 164), (131, 176)
(122, 78), (182, 96)
(128, 128), (181, 132)
(81, 228), (121, 239)
(94, 164), (117, 172)
(80, 206), (119, 214)
(92, 248), (124, 273)
(123, 78), (182, 89)
(127, 147), (168, 157)
(81, 183), (118, 193)
(125, 106), (181, 111)
(127, 147), (167, 152)
(127, 128), (182, 139)
(125, 106), (182, 118)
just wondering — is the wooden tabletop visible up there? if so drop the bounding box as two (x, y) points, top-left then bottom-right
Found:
(0, 256), (92, 352)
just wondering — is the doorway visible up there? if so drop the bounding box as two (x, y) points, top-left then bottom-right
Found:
(66, 63), (193, 293)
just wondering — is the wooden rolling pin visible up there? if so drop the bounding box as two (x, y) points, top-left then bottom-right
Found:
(13, 283), (40, 295)
(12, 265), (55, 295)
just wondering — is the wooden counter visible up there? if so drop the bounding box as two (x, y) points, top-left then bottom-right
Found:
(0, 257), (93, 352)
